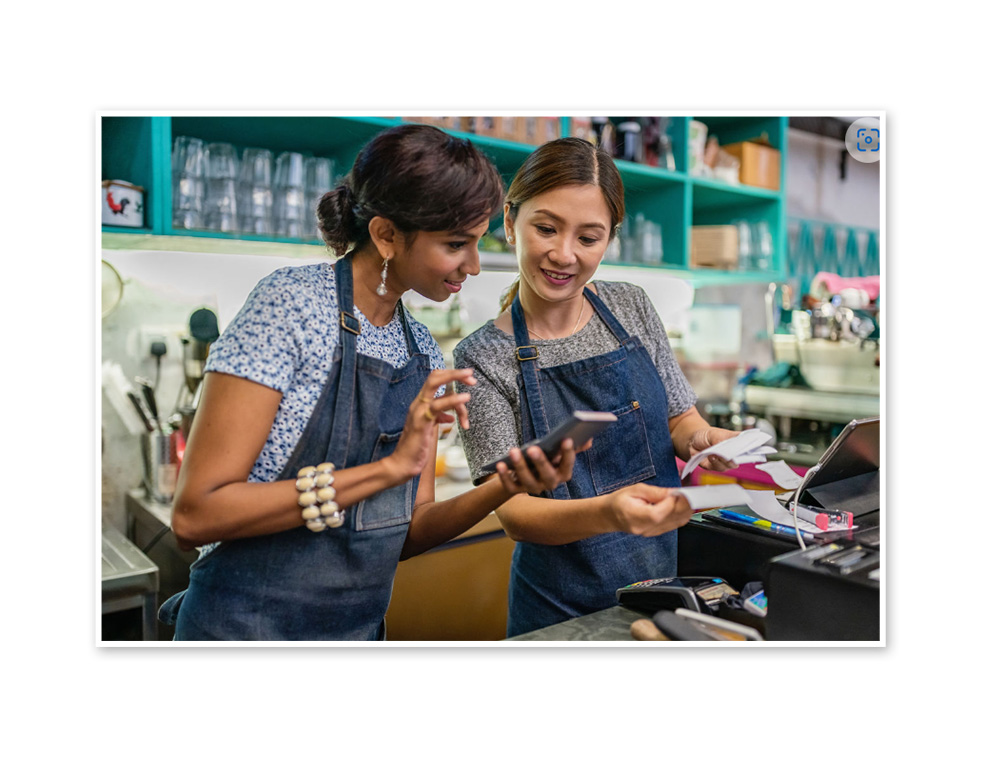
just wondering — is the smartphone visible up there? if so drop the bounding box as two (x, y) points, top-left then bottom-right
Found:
(489, 410), (617, 470)
(743, 589), (768, 617)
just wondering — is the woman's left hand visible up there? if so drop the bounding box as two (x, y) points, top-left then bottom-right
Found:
(688, 426), (741, 471)
(494, 438), (578, 496)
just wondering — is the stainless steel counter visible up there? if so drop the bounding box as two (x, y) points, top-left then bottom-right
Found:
(745, 385), (879, 424)
(102, 520), (159, 640)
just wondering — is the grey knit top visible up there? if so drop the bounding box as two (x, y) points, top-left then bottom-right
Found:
(452, 280), (697, 483)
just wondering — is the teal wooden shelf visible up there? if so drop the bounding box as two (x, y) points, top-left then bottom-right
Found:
(100, 114), (790, 284)
(690, 175), (781, 207)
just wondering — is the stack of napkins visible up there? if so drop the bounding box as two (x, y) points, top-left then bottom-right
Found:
(680, 428), (777, 480)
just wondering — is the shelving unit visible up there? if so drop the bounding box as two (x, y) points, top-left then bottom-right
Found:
(100, 114), (789, 286)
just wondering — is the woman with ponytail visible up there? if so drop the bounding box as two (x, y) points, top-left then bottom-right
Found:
(453, 137), (739, 637)
(160, 125), (575, 641)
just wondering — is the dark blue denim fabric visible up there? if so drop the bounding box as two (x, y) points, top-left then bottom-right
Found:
(159, 254), (429, 640)
(506, 288), (681, 637)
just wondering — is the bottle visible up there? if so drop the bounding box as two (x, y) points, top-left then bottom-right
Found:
(617, 121), (642, 162)
(736, 220), (752, 271)
(754, 221), (774, 271)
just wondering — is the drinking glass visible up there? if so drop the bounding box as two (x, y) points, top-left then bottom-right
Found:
(172, 136), (206, 229)
(238, 148), (274, 235)
(273, 151), (305, 237)
(303, 156), (333, 239)
(203, 143), (239, 232)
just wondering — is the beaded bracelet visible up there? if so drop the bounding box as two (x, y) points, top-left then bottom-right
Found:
(296, 462), (344, 531)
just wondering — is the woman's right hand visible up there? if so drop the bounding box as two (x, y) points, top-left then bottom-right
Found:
(605, 483), (693, 538)
(387, 368), (477, 481)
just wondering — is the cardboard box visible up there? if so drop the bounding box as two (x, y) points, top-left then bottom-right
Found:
(721, 140), (781, 191)
(691, 225), (739, 268)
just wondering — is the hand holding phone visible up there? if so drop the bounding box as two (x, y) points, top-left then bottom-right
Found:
(489, 411), (617, 471)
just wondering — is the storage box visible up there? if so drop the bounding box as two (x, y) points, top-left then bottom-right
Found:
(721, 140), (781, 190)
(690, 225), (739, 268)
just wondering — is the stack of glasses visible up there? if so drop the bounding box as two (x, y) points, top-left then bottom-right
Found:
(238, 148), (274, 235)
(172, 136), (206, 230)
(272, 152), (305, 238)
(303, 156), (333, 240)
(170, 137), (335, 240)
(202, 143), (239, 232)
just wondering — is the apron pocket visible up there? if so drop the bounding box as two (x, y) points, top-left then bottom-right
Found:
(354, 431), (414, 531)
(586, 401), (657, 495)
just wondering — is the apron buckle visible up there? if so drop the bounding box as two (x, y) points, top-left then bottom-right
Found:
(516, 345), (539, 361)
(340, 311), (361, 335)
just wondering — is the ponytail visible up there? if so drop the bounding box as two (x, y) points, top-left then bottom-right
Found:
(499, 278), (520, 312)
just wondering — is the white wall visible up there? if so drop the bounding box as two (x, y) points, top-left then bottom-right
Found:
(785, 127), (880, 228)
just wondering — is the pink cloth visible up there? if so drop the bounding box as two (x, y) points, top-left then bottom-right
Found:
(811, 272), (880, 302)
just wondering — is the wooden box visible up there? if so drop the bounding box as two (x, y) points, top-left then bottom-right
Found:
(690, 225), (739, 268)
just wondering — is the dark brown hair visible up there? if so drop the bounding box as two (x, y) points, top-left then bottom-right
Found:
(316, 124), (504, 257)
(500, 137), (625, 310)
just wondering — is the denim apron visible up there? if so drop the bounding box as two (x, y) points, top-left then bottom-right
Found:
(159, 255), (430, 640)
(506, 287), (680, 637)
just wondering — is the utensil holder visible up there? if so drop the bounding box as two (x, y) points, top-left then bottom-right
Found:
(142, 430), (179, 503)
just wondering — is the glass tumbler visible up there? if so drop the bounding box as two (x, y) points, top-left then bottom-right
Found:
(203, 142), (239, 232)
(238, 147), (274, 235)
(303, 156), (333, 239)
(273, 151), (305, 238)
(172, 136), (206, 229)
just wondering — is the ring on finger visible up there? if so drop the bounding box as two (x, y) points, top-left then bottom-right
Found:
(417, 394), (431, 403)
(423, 408), (435, 421)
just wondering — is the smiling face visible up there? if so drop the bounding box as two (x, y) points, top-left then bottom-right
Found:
(505, 184), (612, 305)
(388, 218), (489, 302)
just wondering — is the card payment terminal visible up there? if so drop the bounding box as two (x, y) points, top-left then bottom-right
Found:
(616, 577), (739, 615)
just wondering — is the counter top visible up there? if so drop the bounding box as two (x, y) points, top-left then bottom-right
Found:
(507, 605), (649, 642)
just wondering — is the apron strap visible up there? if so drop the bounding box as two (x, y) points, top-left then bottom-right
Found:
(329, 256), (422, 466)
(510, 296), (549, 442)
(328, 255), (360, 468)
(583, 286), (631, 344)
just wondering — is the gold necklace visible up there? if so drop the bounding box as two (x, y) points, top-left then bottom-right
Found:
(526, 295), (587, 341)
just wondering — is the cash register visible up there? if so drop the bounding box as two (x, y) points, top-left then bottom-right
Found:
(677, 417), (881, 641)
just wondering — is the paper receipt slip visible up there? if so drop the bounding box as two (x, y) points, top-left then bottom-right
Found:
(681, 428), (776, 480)
(673, 484), (752, 511)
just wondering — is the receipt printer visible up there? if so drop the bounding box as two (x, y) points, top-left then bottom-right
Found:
(765, 530), (880, 641)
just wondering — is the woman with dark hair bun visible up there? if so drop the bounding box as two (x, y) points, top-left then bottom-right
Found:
(160, 124), (576, 641)
(453, 137), (740, 637)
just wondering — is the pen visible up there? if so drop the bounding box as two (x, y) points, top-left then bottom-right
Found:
(717, 509), (814, 540)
